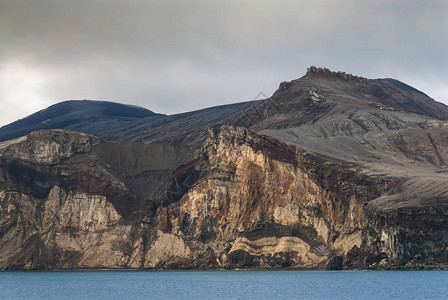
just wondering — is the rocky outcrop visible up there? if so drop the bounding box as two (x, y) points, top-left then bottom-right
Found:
(0, 130), (99, 164)
(306, 66), (368, 82)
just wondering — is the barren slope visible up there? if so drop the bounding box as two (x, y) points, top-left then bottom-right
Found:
(250, 67), (448, 212)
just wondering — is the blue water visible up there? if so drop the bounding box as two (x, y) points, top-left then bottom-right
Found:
(0, 270), (447, 299)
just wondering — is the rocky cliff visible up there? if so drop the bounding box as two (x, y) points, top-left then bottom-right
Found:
(0, 67), (447, 270)
(0, 130), (186, 269)
(1, 126), (445, 270)
(154, 126), (377, 269)
(152, 126), (448, 269)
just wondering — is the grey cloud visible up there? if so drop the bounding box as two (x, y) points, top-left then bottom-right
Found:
(0, 0), (447, 126)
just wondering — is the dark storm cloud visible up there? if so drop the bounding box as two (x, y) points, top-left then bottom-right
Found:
(0, 0), (447, 126)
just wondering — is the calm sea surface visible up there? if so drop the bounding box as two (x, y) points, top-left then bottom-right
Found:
(0, 270), (447, 299)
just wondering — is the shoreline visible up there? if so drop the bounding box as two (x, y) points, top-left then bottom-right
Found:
(2, 265), (448, 272)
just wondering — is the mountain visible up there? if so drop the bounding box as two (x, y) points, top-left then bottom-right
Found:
(255, 67), (448, 212)
(0, 67), (447, 270)
(0, 100), (160, 142)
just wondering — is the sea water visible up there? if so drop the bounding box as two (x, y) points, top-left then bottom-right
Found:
(0, 270), (447, 299)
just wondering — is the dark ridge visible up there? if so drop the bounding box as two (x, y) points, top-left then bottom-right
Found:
(0, 100), (159, 142)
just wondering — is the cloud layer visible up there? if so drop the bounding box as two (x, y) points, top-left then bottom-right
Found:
(1, 0), (447, 126)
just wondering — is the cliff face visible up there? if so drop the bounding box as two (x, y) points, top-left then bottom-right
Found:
(0, 126), (446, 270)
(153, 126), (375, 269)
(153, 126), (448, 269)
(362, 207), (448, 268)
(0, 130), (183, 269)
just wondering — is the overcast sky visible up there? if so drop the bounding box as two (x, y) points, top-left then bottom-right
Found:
(0, 0), (447, 126)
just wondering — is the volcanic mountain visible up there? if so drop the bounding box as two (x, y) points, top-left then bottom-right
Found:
(0, 67), (447, 270)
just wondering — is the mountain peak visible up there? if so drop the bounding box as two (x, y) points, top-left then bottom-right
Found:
(305, 66), (368, 82)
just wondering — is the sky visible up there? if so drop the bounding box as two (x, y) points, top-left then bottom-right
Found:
(0, 0), (447, 126)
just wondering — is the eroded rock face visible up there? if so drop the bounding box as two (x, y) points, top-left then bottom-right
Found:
(153, 126), (377, 269)
(152, 126), (448, 269)
(0, 186), (140, 269)
(0, 126), (446, 270)
(0, 130), (181, 269)
(361, 207), (448, 269)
